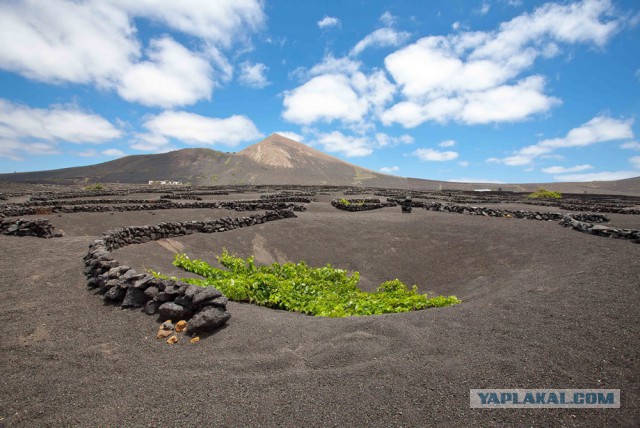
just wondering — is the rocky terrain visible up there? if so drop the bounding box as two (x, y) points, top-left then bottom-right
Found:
(0, 183), (639, 426)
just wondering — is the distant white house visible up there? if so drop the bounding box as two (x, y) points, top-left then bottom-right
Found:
(148, 180), (182, 186)
(473, 188), (492, 192)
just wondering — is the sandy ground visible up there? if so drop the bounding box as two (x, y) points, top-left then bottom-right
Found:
(1, 198), (639, 426)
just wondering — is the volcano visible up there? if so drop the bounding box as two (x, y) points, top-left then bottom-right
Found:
(1, 133), (639, 194)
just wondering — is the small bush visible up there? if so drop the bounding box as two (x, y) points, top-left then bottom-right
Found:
(84, 183), (105, 191)
(161, 251), (461, 317)
(527, 188), (562, 199)
(338, 198), (350, 205)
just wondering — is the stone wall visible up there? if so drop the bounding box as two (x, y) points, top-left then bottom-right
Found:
(387, 199), (610, 223)
(160, 194), (203, 200)
(0, 218), (61, 238)
(83, 209), (297, 334)
(560, 215), (640, 243)
(521, 200), (640, 214)
(260, 194), (316, 203)
(18, 199), (171, 207)
(1, 200), (306, 217)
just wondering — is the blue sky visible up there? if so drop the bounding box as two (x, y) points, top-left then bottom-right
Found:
(0, 0), (639, 183)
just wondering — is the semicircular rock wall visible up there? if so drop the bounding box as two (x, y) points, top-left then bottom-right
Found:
(83, 209), (297, 334)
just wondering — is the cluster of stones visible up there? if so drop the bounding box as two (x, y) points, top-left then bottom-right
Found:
(331, 198), (397, 211)
(0, 218), (62, 238)
(0, 200), (306, 217)
(259, 194), (316, 203)
(18, 198), (170, 207)
(160, 194), (203, 200)
(179, 191), (229, 196)
(521, 200), (640, 215)
(388, 199), (610, 223)
(30, 190), (134, 200)
(560, 215), (640, 243)
(83, 209), (297, 334)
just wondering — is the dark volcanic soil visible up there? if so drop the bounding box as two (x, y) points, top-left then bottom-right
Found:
(1, 194), (639, 427)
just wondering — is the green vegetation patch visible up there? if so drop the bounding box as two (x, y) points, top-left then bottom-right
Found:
(162, 251), (460, 317)
(84, 183), (105, 191)
(527, 188), (562, 199)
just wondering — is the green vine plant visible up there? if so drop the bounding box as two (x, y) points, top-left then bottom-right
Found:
(527, 188), (562, 199)
(154, 250), (461, 317)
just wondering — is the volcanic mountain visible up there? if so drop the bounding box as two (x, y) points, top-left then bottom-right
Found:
(1, 133), (639, 194)
(0, 134), (417, 188)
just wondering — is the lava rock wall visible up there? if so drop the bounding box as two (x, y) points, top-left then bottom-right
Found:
(83, 209), (297, 334)
(0, 218), (61, 238)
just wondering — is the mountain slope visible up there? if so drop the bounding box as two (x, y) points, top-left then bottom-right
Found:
(0, 134), (409, 187)
(0, 148), (234, 185)
(231, 133), (414, 186)
(0, 133), (638, 194)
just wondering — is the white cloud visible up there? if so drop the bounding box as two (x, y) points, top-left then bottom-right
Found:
(318, 16), (340, 29)
(459, 76), (560, 124)
(117, 37), (213, 108)
(439, 139), (456, 147)
(375, 133), (414, 147)
(382, 0), (621, 127)
(282, 74), (369, 125)
(274, 131), (304, 142)
(114, 0), (265, 48)
(0, 0), (137, 86)
(0, 140), (60, 161)
(350, 28), (411, 56)
(413, 148), (459, 161)
(141, 111), (262, 147)
(380, 166), (400, 174)
(452, 21), (461, 31)
(78, 148), (127, 157)
(620, 141), (640, 150)
(313, 131), (373, 157)
(479, 1), (491, 15)
(630, 156), (640, 169)
(0, 98), (121, 145)
(102, 148), (127, 157)
(540, 154), (564, 160)
(0, 0), (265, 107)
(381, 74), (560, 127)
(130, 132), (174, 153)
(78, 149), (98, 157)
(495, 115), (634, 166)
(282, 55), (395, 127)
(307, 55), (362, 77)
(459, 161), (470, 167)
(238, 61), (269, 88)
(0, 98), (120, 160)
(379, 12), (397, 27)
(553, 171), (639, 182)
(309, 130), (409, 158)
(541, 164), (593, 174)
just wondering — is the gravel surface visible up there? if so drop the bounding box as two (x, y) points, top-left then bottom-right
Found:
(1, 200), (638, 427)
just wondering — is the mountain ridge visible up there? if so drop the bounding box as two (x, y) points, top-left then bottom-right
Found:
(1, 133), (639, 194)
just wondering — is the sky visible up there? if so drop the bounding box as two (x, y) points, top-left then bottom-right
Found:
(0, 0), (639, 184)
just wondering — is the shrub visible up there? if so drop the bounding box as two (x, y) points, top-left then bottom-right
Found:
(338, 198), (350, 205)
(84, 183), (105, 191)
(527, 188), (562, 199)
(161, 251), (460, 317)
